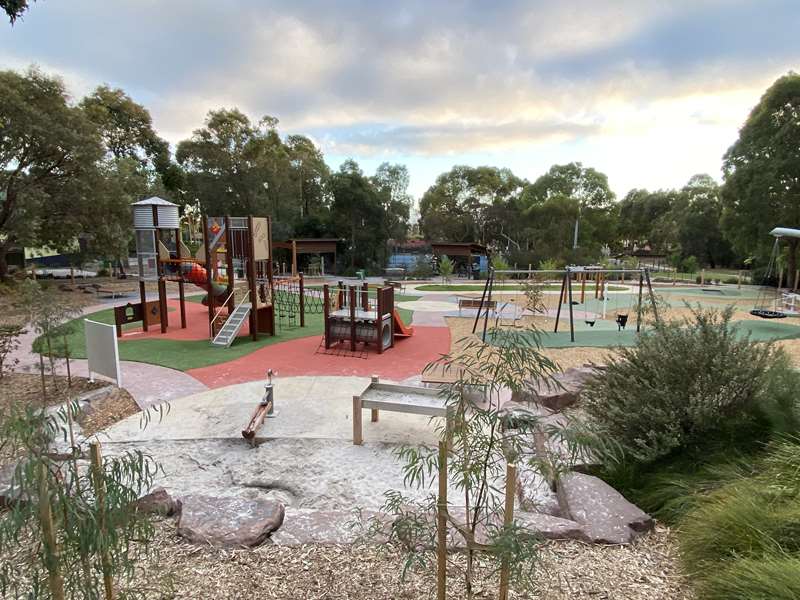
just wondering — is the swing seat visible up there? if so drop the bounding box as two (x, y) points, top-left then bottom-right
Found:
(750, 309), (787, 319)
(615, 314), (629, 330)
(584, 320), (596, 327)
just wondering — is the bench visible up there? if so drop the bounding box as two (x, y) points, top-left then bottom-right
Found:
(384, 280), (405, 294)
(458, 297), (496, 315)
(352, 376), (450, 445)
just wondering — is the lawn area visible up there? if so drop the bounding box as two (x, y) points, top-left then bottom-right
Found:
(415, 283), (628, 292)
(36, 305), (414, 371)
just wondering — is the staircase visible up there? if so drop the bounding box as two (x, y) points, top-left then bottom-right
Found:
(211, 302), (251, 347)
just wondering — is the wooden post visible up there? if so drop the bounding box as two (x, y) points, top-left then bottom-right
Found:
(38, 463), (66, 600)
(70, 266), (75, 287)
(90, 443), (115, 599)
(644, 269), (660, 325)
(139, 280), (148, 332)
(738, 270), (742, 289)
(323, 285), (331, 349)
(175, 228), (187, 330)
(299, 272), (305, 327)
(498, 462), (517, 600)
(437, 441), (448, 600)
(376, 286), (384, 355)
(349, 286), (357, 351)
(247, 216), (259, 341)
(152, 206), (168, 334)
(795, 269), (799, 291)
(352, 395), (363, 445)
(361, 281), (369, 311)
(635, 271), (644, 333)
(225, 216), (235, 313)
(594, 271), (600, 299)
(700, 269), (705, 286)
(580, 272), (586, 303)
(203, 216), (215, 334)
(291, 240), (298, 277)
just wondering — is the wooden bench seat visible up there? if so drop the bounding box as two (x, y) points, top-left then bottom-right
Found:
(457, 297), (496, 314)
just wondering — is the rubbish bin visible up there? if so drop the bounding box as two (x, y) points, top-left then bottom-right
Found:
(356, 269), (366, 281)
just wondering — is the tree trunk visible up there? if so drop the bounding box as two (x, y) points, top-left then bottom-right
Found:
(0, 244), (9, 281)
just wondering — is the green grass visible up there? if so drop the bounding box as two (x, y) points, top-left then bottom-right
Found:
(415, 283), (628, 292)
(38, 304), (415, 372)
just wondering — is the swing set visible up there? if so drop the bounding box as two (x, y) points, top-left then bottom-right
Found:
(472, 266), (660, 343)
(751, 227), (800, 319)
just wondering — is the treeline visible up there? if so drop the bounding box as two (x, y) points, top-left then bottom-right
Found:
(0, 67), (412, 278)
(421, 72), (800, 279)
(1, 67), (798, 279)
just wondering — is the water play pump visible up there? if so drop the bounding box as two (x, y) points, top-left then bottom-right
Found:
(242, 369), (276, 445)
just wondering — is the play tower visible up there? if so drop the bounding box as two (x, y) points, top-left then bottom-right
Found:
(129, 197), (275, 346)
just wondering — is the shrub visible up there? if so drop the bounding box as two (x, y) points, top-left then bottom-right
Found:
(681, 255), (699, 274)
(438, 254), (453, 282)
(678, 437), (800, 599)
(582, 307), (784, 465)
(412, 255), (433, 279)
(696, 555), (800, 600)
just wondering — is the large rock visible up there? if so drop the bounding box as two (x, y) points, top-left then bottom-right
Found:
(513, 367), (598, 411)
(177, 494), (285, 547)
(135, 487), (181, 517)
(559, 472), (653, 544)
(0, 462), (19, 508)
(271, 508), (387, 546)
(514, 511), (588, 541)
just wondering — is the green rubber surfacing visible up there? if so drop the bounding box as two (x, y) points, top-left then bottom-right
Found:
(488, 319), (800, 349)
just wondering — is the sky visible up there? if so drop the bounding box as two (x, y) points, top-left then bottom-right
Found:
(1, 0), (798, 203)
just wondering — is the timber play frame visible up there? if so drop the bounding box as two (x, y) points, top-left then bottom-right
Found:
(352, 376), (451, 445)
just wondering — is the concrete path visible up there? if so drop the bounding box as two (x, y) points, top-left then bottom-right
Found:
(10, 300), (208, 409)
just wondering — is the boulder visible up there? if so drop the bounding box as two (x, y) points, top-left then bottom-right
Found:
(135, 487), (181, 517)
(514, 511), (588, 541)
(271, 508), (389, 546)
(558, 472), (653, 544)
(0, 462), (19, 508)
(515, 460), (561, 517)
(177, 494), (285, 547)
(513, 366), (598, 411)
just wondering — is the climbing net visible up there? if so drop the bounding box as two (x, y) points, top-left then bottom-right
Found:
(272, 277), (325, 325)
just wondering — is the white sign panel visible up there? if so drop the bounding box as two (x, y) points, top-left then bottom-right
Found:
(84, 319), (122, 387)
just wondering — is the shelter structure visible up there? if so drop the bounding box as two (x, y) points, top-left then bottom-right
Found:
(431, 241), (488, 279)
(273, 238), (339, 276)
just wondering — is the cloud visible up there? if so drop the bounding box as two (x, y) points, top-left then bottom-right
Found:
(0, 0), (798, 196)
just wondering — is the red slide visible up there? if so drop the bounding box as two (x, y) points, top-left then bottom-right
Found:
(393, 309), (414, 337)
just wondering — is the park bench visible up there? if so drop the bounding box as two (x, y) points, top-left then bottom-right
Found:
(352, 376), (450, 445)
(457, 297), (496, 315)
(384, 280), (405, 294)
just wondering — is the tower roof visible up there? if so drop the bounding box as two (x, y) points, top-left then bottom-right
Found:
(131, 196), (177, 207)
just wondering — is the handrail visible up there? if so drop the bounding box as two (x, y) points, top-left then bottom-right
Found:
(209, 288), (251, 338)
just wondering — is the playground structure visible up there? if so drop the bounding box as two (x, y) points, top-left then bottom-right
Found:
(322, 281), (413, 354)
(751, 227), (800, 319)
(471, 266), (659, 343)
(271, 273), (325, 329)
(127, 197), (277, 346)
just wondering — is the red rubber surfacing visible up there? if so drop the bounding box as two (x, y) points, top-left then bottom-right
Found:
(187, 325), (451, 388)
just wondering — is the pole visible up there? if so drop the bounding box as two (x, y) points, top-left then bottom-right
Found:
(554, 272), (567, 333)
(349, 286), (357, 351)
(437, 441), (448, 600)
(644, 269), (659, 324)
(635, 271), (644, 333)
(580, 272), (586, 303)
(603, 281), (608, 319)
(566, 270), (575, 343)
(139, 280), (148, 332)
(498, 462), (517, 600)
(203, 216), (215, 336)
(472, 270), (492, 334)
(176, 228), (187, 330)
(299, 272), (305, 327)
(481, 272), (495, 343)
(224, 216), (235, 314)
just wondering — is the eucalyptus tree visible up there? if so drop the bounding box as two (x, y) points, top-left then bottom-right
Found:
(722, 72), (800, 277)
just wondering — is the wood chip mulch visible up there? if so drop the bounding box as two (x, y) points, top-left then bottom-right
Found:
(125, 522), (690, 599)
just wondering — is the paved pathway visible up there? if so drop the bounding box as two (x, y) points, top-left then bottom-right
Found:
(10, 301), (208, 409)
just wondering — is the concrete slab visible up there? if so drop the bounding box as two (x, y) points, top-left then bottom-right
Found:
(103, 376), (443, 446)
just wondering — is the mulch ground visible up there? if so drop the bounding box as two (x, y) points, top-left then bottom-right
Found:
(122, 521), (689, 599)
